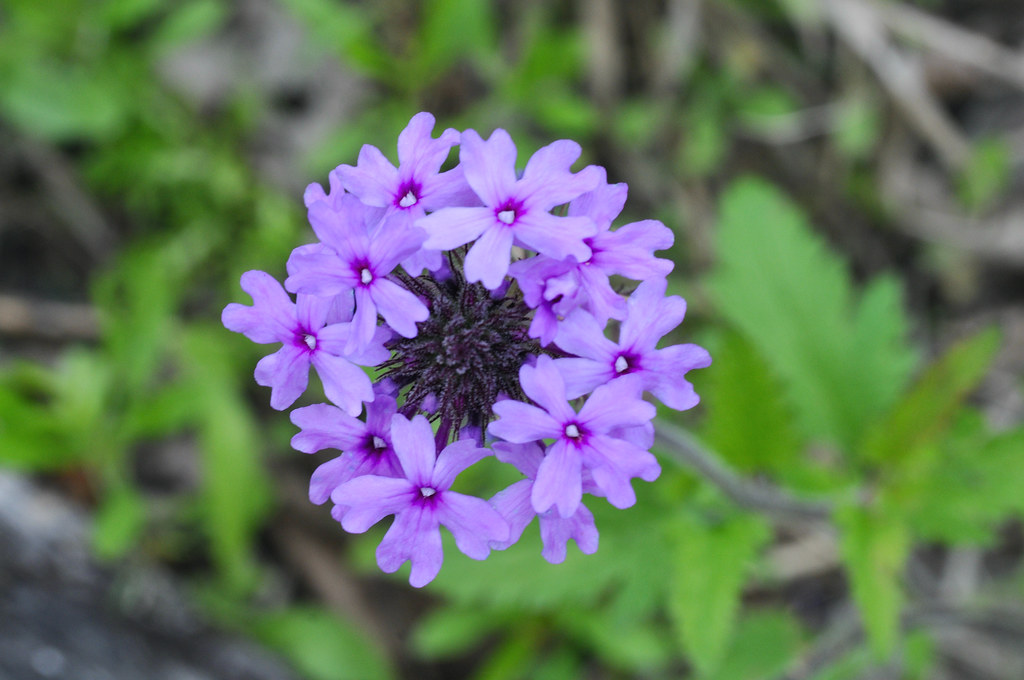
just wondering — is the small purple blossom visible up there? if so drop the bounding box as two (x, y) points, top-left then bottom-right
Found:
(331, 414), (509, 587)
(324, 112), (479, 274)
(221, 270), (388, 412)
(290, 386), (403, 508)
(417, 129), (601, 289)
(554, 277), (713, 409)
(511, 169), (676, 344)
(285, 195), (430, 352)
(489, 441), (599, 564)
(488, 355), (660, 518)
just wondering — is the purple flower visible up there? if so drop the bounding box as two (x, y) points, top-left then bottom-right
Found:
(488, 355), (660, 518)
(489, 441), (599, 564)
(222, 270), (388, 412)
(331, 414), (510, 587)
(510, 169), (676, 343)
(290, 387), (403, 507)
(285, 195), (430, 352)
(325, 112), (479, 275)
(553, 277), (712, 410)
(417, 129), (601, 289)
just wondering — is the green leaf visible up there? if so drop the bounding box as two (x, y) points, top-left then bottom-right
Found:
(150, 0), (229, 52)
(904, 411), (1024, 545)
(836, 505), (909, 659)
(0, 60), (128, 140)
(708, 177), (918, 454)
(415, 0), (496, 84)
(412, 606), (505, 660)
(92, 485), (147, 560)
(862, 327), (1001, 465)
(181, 324), (273, 593)
(667, 512), (772, 677)
(252, 607), (395, 680)
(709, 611), (804, 680)
(699, 328), (802, 475)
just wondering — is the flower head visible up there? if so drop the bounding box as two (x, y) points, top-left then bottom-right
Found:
(223, 112), (710, 585)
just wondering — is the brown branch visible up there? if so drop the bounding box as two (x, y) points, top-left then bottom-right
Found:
(654, 420), (833, 523)
(0, 293), (100, 341)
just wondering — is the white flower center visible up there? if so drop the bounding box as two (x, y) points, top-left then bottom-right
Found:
(303, 333), (317, 350)
(614, 355), (629, 373)
(399, 190), (417, 208)
(565, 424), (581, 439)
(497, 209), (516, 225)
(372, 436), (386, 449)
(360, 268), (373, 284)
(420, 487), (436, 498)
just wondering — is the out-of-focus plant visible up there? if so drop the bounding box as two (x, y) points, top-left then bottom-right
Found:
(2, 1), (1023, 680)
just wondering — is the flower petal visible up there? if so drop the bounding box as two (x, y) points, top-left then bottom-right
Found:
(332, 475), (414, 532)
(513, 213), (595, 263)
(375, 506), (444, 588)
(335, 144), (399, 207)
(370, 277), (428, 338)
(619, 278), (687, 351)
(254, 345), (310, 410)
(459, 128), (518, 206)
(389, 414), (438, 486)
(311, 352), (374, 416)
(418, 207), (494, 250)
(577, 376), (655, 433)
(222, 270), (296, 343)
(464, 225), (514, 289)
(644, 343), (712, 410)
(289, 403), (365, 453)
(518, 356), (575, 422)
(492, 441), (544, 479)
(489, 400), (561, 443)
(436, 491), (509, 559)
(552, 357), (611, 400)
(553, 309), (616, 360)
(488, 479), (536, 550)
(531, 439), (582, 518)
(432, 439), (490, 489)
(538, 503), (599, 564)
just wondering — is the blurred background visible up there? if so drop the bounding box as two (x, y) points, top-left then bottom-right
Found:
(2, 0), (1024, 678)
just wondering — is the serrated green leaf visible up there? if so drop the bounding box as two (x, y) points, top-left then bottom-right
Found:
(252, 607), (395, 680)
(904, 412), (1024, 545)
(708, 177), (917, 454)
(667, 512), (771, 677)
(836, 505), (909, 659)
(862, 327), (1000, 465)
(699, 328), (802, 474)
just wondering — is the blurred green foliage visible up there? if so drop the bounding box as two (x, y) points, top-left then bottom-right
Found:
(1, 1), (1022, 680)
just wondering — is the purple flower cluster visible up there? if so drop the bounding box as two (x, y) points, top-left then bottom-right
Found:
(223, 113), (711, 587)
